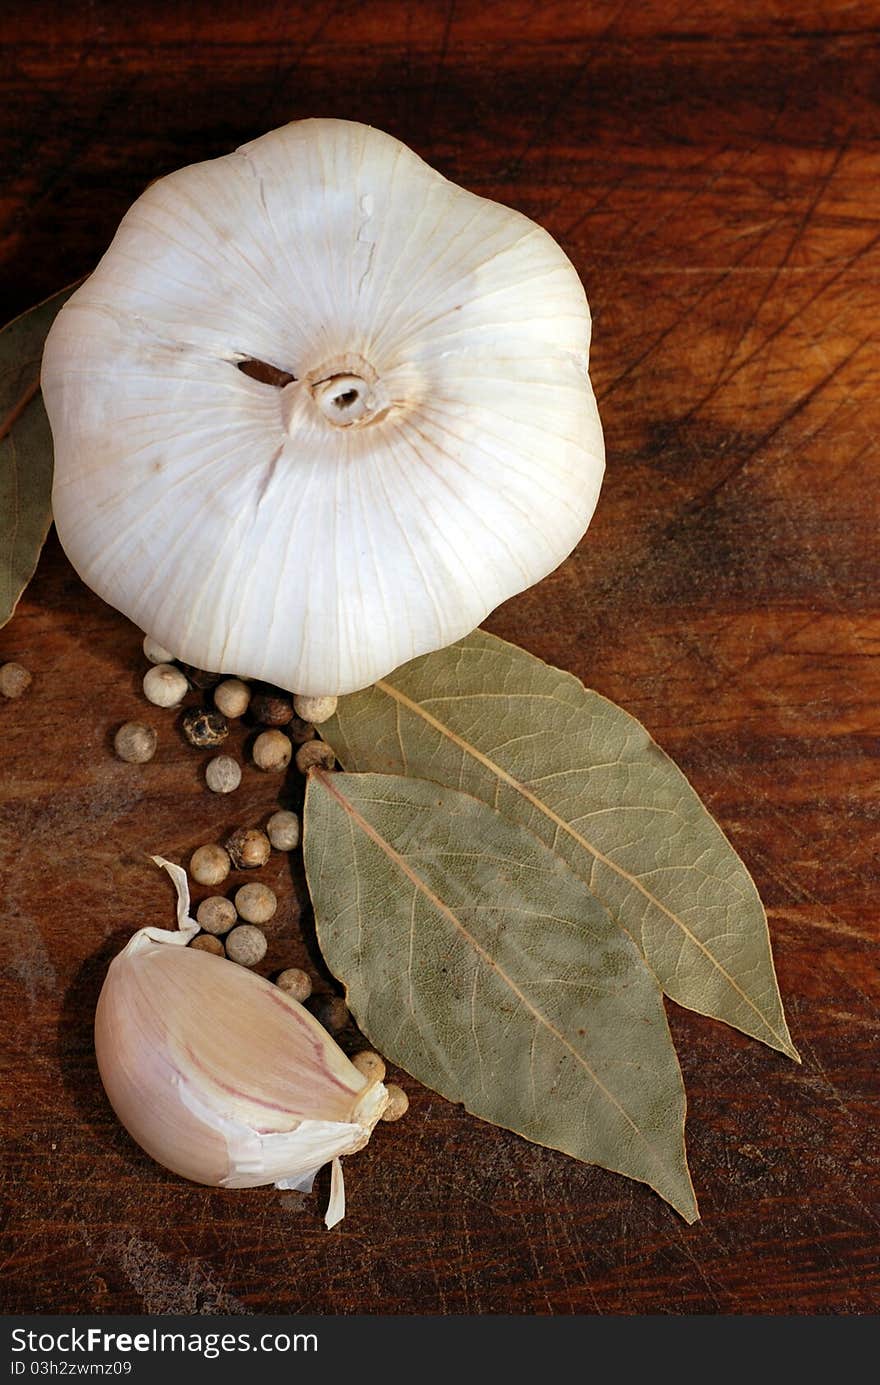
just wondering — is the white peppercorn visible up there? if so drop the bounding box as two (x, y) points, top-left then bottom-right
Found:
(142, 634), (176, 664)
(234, 882), (277, 924)
(190, 933), (225, 956)
(225, 827), (271, 870)
(143, 662), (188, 708)
(381, 1084), (409, 1122)
(266, 810), (300, 852)
(205, 755), (242, 794)
(113, 721), (157, 764)
(196, 895), (237, 935)
(253, 729), (292, 772)
(293, 693), (338, 725)
(275, 968), (312, 1003)
(295, 740), (336, 775)
(352, 1050), (386, 1083)
(226, 924), (267, 967)
(190, 844), (231, 886)
(213, 678), (251, 719)
(0, 662), (32, 699)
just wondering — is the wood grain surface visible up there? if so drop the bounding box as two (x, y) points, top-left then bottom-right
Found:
(1, 0), (878, 1315)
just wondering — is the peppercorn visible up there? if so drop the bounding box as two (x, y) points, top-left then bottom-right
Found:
(381, 1084), (409, 1122)
(182, 707), (228, 749)
(266, 810), (300, 852)
(225, 827), (271, 870)
(311, 995), (349, 1034)
(225, 924), (267, 967)
(190, 933), (225, 956)
(352, 1050), (386, 1083)
(179, 663), (221, 690)
(295, 740), (336, 775)
(293, 693), (338, 724)
(213, 677), (251, 719)
(252, 729), (292, 772)
(234, 882), (277, 924)
(190, 844), (231, 886)
(275, 968), (313, 1003)
(287, 715), (318, 745)
(196, 895), (237, 935)
(142, 634), (176, 664)
(143, 663), (188, 708)
(250, 690), (294, 726)
(205, 755), (242, 794)
(113, 721), (157, 764)
(0, 662), (32, 699)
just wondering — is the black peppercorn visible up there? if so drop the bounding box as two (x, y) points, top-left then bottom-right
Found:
(179, 663), (222, 690)
(182, 707), (229, 748)
(250, 691), (294, 726)
(288, 714), (318, 745)
(310, 995), (350, 1034)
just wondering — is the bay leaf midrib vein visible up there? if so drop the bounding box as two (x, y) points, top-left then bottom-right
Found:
(0, 374), (40, 443)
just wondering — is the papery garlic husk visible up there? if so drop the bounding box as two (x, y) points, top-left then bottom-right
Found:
(95, 862), (387, 1227)
(42, 117), (605, 696)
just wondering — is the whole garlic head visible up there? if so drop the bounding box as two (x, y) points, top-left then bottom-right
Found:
(42, 118), (604, 695)
(95, 860), (386, 1226)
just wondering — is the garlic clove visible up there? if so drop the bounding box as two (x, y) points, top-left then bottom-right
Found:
(95, 859), (387, 1221)
(43, 118), (604, 697)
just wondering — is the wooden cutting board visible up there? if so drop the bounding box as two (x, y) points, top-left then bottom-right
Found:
(1, 0), (877, 1314)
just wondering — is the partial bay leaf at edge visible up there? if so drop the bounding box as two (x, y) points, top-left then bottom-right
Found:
(0, 287), (77, 627)
(305, 769), (698, 1221)
(321, 630), (798, 1060)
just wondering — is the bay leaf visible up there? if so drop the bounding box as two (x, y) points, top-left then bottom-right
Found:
(0, 286), (77, 627)
(321, 630), (798, 1061)
(305, 769), (699, 1222)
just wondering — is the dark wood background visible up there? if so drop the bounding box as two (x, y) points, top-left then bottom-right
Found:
(1, 0), (877, 1315)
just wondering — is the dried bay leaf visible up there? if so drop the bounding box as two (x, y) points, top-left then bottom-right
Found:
(321, 630), (798, 1061)
(305, 769), (699, 1222)
(0, 287), (77, 627)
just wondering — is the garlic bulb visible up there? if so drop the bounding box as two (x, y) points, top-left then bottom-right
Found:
(95, 860), (387, 1226)
(42, 118), (604, 696)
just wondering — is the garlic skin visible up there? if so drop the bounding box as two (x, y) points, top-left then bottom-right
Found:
(95, 861), (387, 1225)
(42, 118), (604, 696)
